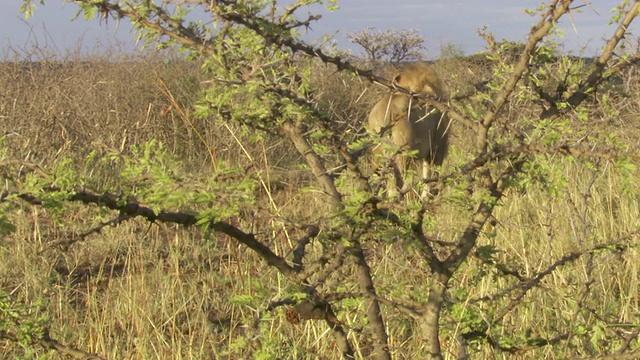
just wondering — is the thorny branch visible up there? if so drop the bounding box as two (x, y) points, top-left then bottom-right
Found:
(541, 1), (640, 118)
(1, 181), (361, 357)
(471, 228), (640, 307)
(477, 0), (573, 150)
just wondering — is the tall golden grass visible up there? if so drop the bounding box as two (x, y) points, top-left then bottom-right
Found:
(1, 47), (639, 358)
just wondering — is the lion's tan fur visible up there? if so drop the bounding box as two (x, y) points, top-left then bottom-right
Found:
(367, 62), (451, 196)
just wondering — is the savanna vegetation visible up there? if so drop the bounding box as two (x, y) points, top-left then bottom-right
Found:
(1, 0), (640, 359)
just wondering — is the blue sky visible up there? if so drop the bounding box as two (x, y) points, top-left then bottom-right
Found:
(1, 1), (635, 58)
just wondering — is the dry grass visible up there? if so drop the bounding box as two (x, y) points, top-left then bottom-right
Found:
(1, 48), (639, 359)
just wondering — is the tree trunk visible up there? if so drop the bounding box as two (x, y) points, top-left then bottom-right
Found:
(351, 241), (391, 360)
(418, 271), (450, 360)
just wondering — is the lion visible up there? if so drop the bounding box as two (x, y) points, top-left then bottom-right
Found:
(367, 62), (450, 197)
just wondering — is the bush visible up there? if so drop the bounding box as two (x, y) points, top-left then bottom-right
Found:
(2, 1), (640, 359)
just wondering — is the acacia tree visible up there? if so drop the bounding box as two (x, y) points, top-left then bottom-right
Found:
(4, 0), (640, 359)
(347, 27), (427, 64)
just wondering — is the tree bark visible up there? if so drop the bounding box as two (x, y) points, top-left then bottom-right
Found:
(419, 271), (450, 360)
(351, 241), (392, 360)
(282, 120), (343, 210)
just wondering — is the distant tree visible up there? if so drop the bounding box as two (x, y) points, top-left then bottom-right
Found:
(439, 42), (465, 59)
(347, 27), (427, 64)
